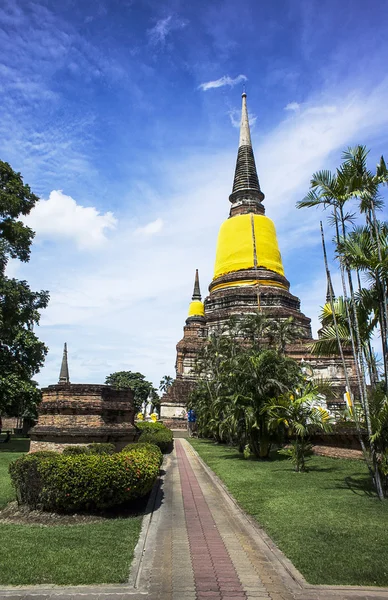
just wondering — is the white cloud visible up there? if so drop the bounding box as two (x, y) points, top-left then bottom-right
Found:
(228, 109), (257, 129)
(306, 105), (337, 115)
(135, 218), (164, 235)
(199, 74), (247, 92)
(147, 16), (186, 46)
(285, 102), (300, 111)
(24, 190), (117, 249)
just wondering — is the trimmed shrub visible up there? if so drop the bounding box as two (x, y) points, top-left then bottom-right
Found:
(63, 446), (89, 456)
(9, 449), (160, 513)
(87, 443), (115, 455)
(136, 421), (167, 433)
(138, 429), (173, 454)
(122, 442), (163, 466)
(9, 452), (59, 507)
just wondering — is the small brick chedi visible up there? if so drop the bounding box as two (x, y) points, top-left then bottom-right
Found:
(30, 344), (137, 452)
(161, 92), (356, 423)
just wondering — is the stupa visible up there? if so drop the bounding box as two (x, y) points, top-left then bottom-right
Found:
(160, 93), (356, 423)
(30, 344), (137, 452)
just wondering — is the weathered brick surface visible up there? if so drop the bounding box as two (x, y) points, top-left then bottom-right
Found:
(29, 383), (137, 452)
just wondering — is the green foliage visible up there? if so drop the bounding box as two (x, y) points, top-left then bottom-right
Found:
(87, 443), (115, 455)
(9, 451), (59, 507)
(138, 428), (173, 454)
(159, 375), (174, 394)
(62, 443), (116, 456)
(0, 160), (49, 418)
(122, 442), (163, 466)
(136, 421), (167, 432)
(9, 447), (160, 512)
(190, 314), (303, 458)
(62, 446), (89, 456)
(297, 144), (388, 497)
(264, 384), (332, 472)
(105, 371), (156, 413)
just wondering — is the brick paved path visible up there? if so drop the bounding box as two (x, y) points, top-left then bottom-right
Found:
(1, 438), (388, 600)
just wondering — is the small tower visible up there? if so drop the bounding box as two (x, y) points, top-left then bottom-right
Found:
(186, 269), (205, 324)
(58, 343), (70, 384)
(159, 270), (207, 424)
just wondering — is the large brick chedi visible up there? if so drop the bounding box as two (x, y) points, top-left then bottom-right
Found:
(161, 93), (357, 418)
(30, 345), (137, 452)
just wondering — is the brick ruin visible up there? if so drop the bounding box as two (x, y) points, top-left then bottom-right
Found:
(160, 92), (357, 424)
(29, 344), (137, 452)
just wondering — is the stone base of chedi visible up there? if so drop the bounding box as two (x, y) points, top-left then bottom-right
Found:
(30, 345), (137, 453)
(30, 383), (137, 452)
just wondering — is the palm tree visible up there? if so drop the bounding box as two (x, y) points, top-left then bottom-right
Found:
(298, 145), (388, 498)
(267, 316), (304, 354)
(264, 384), (332, 472)
(159, 375), (174, 394)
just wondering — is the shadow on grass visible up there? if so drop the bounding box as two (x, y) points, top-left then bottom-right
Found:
(336, 474), (377, 498)
(0, 437), (30, 453)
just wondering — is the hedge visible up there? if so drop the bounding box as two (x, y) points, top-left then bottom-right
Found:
(63, 443), (115, 456)
(9, 447), (159, 513)
(138, 429), (173, 454)
(136, 421), (167, 433)
(122, 442), (163, 466)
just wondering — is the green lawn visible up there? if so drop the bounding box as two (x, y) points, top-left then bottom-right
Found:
(0, 437), (30, 509)
(189, 438), (388, 587)
(0, 437), (143, 585)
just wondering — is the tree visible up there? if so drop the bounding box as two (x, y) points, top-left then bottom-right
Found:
(267, 316), (304, 354)
(297, 145), (388, 498)
(105, 371), (155, 413)
(264, 384), (332, 472)
(159, 375), (174, 394)
(0, 161), (49, 424)
(189, 314), (302, 458)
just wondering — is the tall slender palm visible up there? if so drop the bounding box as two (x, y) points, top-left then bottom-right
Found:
(298, 146), (388, 499)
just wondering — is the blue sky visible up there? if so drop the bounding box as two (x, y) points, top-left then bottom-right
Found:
(1, 0), (388, 388)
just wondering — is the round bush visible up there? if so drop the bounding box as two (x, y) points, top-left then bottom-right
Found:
(9, 449), (160, 513)
(122, 442), (163, 466)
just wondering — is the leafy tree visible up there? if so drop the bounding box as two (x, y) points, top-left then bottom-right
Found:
(159, 375), (174, 394)
(105, 371), (155, 413)
(0, 161), (49, 425)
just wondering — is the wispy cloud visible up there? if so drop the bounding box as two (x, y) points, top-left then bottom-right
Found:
(199, 74), (247, 92)
(147, 15), (186, 46)
(24, 190), (117, 250)
(285, 102), (300, 111)
(228, 109), (257, 129)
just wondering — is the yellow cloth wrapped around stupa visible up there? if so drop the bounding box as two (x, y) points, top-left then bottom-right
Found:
(213, 214), (284, 279)
(188, 300), (205, 317)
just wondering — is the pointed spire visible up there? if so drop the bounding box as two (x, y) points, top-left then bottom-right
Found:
(239, 92), (252, 147)
(58, 343), (70, 384)
(192, 269), (201, 301)
(229, 92), (264, 207)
